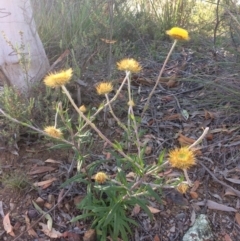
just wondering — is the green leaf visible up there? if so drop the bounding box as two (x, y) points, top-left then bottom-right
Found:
(146, 185), (161, 202)
(60, 173), (86, 187)
(181, 109), (189, 120)
(113, 212), (120, 239)
(103, 201), (121, 227)
(91, 206), (109, 213)
(32, 201), (53, 230)
(158, 149), (165, 165)
(132, 198), (153, 220)
(48, 143), (72, 149)
(71, 213), (95, 222)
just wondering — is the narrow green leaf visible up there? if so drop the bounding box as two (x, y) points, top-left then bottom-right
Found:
(71, 213), (94, 222)
(158, 149), (165, 165)
(32, 201), (53, 230)
(103, 201), (121, 227)
(146, 185), (161, 202)
(48, 143), (72, 149)
(132, 198), (153, 220)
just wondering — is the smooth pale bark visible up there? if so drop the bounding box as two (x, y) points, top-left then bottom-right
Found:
(0, 0), (49, 93)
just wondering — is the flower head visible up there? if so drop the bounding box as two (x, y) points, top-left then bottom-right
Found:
(176, 183), (189, 194)
(168, 147), (196, 169)
(96, 82), (113, 95)
(44, 126), (63, 138)
(117, 58), (142, 73)
(95, 172), (108, 184)
(44, 68), (73, 88)
(166, 27), (189, 41)
(79, 105), (87, 113)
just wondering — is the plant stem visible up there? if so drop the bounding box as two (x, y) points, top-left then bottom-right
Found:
(105, 93), (128, 132)
(142, 39), (178, 117)
(79, 73), (129, 132)
(189, 127), (209, 149)
(61, 85), (142, 169)
(0, 108), (73, 146)
(183, 168), (193, 186)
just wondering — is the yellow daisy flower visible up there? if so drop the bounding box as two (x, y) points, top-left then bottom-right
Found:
(95, 172), (108, 184)
(168, 147), (195, 170)
(117, 58), (142, 73)
(166, 27), (190, 41)
(96, 82), (113, 95)
(44, 68), (73, 88)
(176, 183), (189, 194)
(44, 126), (63, 138)
(79, 105), (87, 113)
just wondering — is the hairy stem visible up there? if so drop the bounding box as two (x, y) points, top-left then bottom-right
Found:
(142, 40), (177, 116)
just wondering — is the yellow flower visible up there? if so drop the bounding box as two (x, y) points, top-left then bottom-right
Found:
(95, 172), (108, 184)
(117, 58), (142, 73)
(44, 126), (63, 138)
(79, 105), (87, 113)
(128, 100), (135, 107)
(168, 147), (195, 169)
(44, 68), (73, 88)
(166, 27), (189, 41)
(96, 82), (113, 95)
(176, 183), (189, 194)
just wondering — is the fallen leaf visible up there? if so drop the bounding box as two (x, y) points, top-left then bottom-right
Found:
(162, 113), (180, 121)
(144, 146), (152, 155)
(191, 180), (200, 192)
(39, 222), (63, 238)
(178, 133), (195, 146)
(190, 191), (198, 199)
(13, 221), (21, 231)
(25, 212), (38, 238)
(195, 200), (237, 212)
(235, 213), (240, 226)
(58, 189), (65, 209)
(83, 229), (96, 241)
(3, 213), (15, 237)
(221, 170), (240, 184)
(45, 158), (61, 164)
(62, 231), (81, 241)
(131, 204), (140, 216)
(204, 109), (215, 119)
(166, 78), (178, 88)
(32, 201), (53, 230)
(158, 169), (173, 177)
(28, 166), (56, 175)
(147, 206), (161, 214)
(33, 178), (57, 189)
(206, 133), (213, 141)
(153, 234), (161, 241)
(74, 195), (84, 206)
(224, 233), (233, 241)
(35, 197), (45, 206)
(224, 188), (239, 197)
(103, 151), (112, 160)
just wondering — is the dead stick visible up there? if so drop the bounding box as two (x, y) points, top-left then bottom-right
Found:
(199, 162), (240, 198)
(12, 185), (73, 241)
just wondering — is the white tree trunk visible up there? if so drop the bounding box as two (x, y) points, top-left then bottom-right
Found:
(0, 0), (50, 93)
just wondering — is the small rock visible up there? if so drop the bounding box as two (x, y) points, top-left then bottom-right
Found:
(182, 214), (213, 241)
